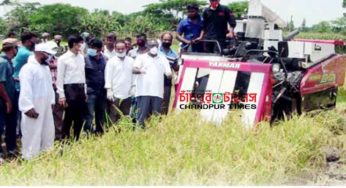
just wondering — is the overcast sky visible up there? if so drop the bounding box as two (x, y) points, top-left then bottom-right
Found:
(0, 0), (344, 26)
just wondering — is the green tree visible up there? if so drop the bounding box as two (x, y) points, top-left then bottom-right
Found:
(28, 3), (88, 37)
(331, 17), (346, 34)
(343, 0), (346, 16)
(141, 0), (207, 32)
(144, 0), (207, 19)
(228, 1), (248, 19)
(122, 13), (172, 37)
(0, 0), (18, 6)
(301, 18), (307, 32)
(4, 2), (40, 34)
(287, 15), (295, 31)
(111, 11), (127, 26)
(311, 21), (332, 33)
(332, 17), (346, 28)
(0, 17), (7, 35)
(80, 10), (121, 37)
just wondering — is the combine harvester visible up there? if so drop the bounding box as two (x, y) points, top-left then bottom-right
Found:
(173, 0), (346, 127)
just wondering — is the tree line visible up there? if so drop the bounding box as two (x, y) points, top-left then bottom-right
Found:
(1, 0), (346, 39)
(0, 0), (248, 38)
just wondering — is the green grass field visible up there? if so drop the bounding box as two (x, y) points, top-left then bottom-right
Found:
(0, 91), (345, 185)
(297, 32), (346, 41)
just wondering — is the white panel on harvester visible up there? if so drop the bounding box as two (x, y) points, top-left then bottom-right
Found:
(200, 69), (224, 123)
(241, 72), (264, 128)
(176, 68), (197, 110)
(211, 70), (238, 125)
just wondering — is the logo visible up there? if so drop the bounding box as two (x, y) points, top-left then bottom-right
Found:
(212, 93), (224, 103)
(178, 91), (258, 110)
(209, 61), (241, 69)
(320, 73), (336, 84)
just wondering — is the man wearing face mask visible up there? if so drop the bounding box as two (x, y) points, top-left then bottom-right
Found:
(133, 39), (172, 128)
(159, 32), (179, 115)
(84, 39), (107, 134)
(57, 35), (87, 140)
(13, 32), (38, 94)
(105, 40), (135, 123)
(128, 33), (149, 59)
(12, 31), (38, 150)
(0, 39), (19, 161)
(197, 0), (237, 52)
(18, 43), (56, 160)
(128, 33), (148, 120)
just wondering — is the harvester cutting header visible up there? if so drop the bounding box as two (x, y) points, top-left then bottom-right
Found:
(174, 0), (346, 127)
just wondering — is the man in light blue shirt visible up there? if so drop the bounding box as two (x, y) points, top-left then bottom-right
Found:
(13, 32), (38, 91)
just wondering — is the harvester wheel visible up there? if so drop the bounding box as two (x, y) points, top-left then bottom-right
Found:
(271, 95), (301, 124)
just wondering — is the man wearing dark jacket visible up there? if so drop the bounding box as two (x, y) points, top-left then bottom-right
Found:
(197, 0), (237, 52)
(84, 39), (107, 134)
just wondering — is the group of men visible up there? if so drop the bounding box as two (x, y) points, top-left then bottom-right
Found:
(0, 0), (236, 161)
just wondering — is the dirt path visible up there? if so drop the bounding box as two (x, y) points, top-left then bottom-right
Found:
(311, 146), (346, 185)
(313, 160), (346, 185)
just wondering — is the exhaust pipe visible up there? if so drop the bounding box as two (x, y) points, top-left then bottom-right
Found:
(283, 29), (300, 41)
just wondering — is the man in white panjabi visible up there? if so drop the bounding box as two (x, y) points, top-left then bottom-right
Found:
(133, 40), (172, 128)
(18, 43), (56, 160)
(105, 40), (135, 123)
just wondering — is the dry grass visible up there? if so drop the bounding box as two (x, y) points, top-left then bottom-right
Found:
(0, 106), (345, 185)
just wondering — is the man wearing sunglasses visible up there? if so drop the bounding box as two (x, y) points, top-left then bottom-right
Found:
(197, 0), (237, 52)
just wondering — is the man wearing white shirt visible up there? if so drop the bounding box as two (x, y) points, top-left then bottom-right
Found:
(103, 33), (117, 61)
(19, 43), (56, 160)
(105, 40), (135, 123)
(56, 35), (87, 140)
(133, 40), (172, 128)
